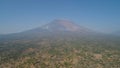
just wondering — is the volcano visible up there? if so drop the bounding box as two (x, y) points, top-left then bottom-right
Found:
(0, 19), (95, 40)
(24, 19), (92, 33)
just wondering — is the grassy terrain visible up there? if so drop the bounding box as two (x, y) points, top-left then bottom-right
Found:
(0, 37), (120, 68)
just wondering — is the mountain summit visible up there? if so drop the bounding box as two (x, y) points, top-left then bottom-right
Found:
(40, 19), (90, 32)
(41, 20), (81, 32)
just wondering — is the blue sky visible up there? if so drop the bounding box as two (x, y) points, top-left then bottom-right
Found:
(0, 0), (120, 34)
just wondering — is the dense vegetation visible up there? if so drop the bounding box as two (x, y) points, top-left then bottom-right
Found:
(0, 36), (120, 68)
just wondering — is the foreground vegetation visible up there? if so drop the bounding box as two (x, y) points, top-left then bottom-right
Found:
(0, 37), (120, 68)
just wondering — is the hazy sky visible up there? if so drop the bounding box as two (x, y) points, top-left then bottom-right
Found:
(0, 0), (120, 34)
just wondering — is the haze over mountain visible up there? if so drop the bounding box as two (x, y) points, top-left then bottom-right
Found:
(41, 20), (89, 32)
(25, 19), (92, 33)
(1, 19), (118, 41)
(0, 19), (97, 40)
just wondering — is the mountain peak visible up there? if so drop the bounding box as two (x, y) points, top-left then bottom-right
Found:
(51, 19), (74, 25)
(42, 19), (83, 32)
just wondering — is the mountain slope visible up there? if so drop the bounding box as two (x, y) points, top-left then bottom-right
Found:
(25, 19), (96, 36)
(24, 19), (92, 33)
(0, 19), (96, 41)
